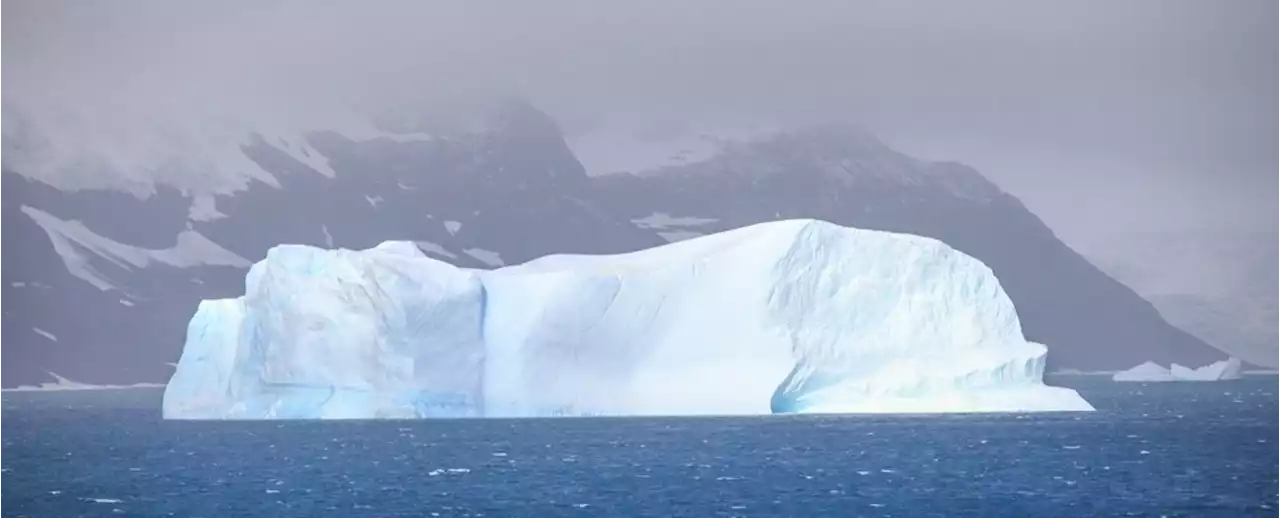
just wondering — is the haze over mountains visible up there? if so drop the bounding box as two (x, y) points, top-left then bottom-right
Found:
(1078, 231), (1278, 368)
(6, 1), (1273, 239)
(2, 101), (1234, 386)
(3, 1), (1274, 384)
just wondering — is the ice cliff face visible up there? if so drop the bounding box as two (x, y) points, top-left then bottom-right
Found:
(162, 219), (1094, 419)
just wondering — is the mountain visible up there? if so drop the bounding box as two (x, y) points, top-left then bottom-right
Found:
(0, 103), (1223, 386)
(2, 102), (661, 387)
(584, 124), (1221, 371)
(1075, 231), (1278, 368)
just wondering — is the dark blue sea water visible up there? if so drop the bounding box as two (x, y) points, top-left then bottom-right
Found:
(3, 376), (1276, 517)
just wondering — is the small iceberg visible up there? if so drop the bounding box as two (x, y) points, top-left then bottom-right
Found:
(1112, 361), (1175, 382)
(1170, 358), (1243, 381)
(1112, 358), (1243, 382)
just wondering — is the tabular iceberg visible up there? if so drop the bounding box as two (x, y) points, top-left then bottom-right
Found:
(163, 219), (1093, 419)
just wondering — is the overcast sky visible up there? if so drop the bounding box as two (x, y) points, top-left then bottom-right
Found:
(4, 0), (1276, 248)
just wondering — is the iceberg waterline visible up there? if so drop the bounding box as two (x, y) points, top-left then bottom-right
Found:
(162, 219), (1093, 419)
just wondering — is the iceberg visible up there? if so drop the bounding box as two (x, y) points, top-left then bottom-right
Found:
(1111, 361), (1176, 382)
(1112, 358), (1243, 382)
(1170, 358), (1243, 381)
(162, 219), (1094, 419)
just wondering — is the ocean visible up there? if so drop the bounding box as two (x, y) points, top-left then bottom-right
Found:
(2, 376), (1276, 517)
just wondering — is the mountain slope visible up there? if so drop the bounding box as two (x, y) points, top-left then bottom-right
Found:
(2, 103), (663, 387)
(0, 106), (1222, 386)
(1076, 231), (1278, 367)
(1, 173), (249, 385)
(586, 125), (1220, 370)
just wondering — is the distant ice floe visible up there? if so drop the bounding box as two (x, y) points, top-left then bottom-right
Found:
(1112, 358), (1243, 382)
(443, 220), (463, 235)
(21, 206), (250, 291)
(3, 372), (163, 392)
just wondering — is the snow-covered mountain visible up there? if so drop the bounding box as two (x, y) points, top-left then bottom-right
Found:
(0, 102), (1224, 387)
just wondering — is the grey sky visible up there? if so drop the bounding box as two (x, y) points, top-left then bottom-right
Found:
(4, 0), (1275, 248)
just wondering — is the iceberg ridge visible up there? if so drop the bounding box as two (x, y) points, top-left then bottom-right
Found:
(163, 219), (1093, 419)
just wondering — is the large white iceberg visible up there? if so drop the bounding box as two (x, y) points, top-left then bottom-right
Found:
(1112, 358), (1243, 382)
(162, 219), (1093, 419)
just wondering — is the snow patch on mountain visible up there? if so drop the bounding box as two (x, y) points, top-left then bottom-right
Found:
(463, 248), (505, 267)
(2, 372), (164, 392)
(414, 241), (458, 260)
(567, 119), (778, 175)
(21, 206), (250, 291)
(272, 135), (335, 178)
(657, 231), (705, 243)
(632, 213), (719, 230)
(188, 194), (227, 221)
(631, 212), (718, 243)
(2, 101), (446, 198)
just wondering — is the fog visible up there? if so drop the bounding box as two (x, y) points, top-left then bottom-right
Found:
(4, 0), (1276, 247)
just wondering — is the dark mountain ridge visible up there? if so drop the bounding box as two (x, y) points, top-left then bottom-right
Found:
(1, 104), (1224, 386)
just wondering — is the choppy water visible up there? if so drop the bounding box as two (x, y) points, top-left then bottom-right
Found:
(2, 376), (1276, 517)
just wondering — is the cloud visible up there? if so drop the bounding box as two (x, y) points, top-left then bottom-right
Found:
(3, 0), (1275, 238)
